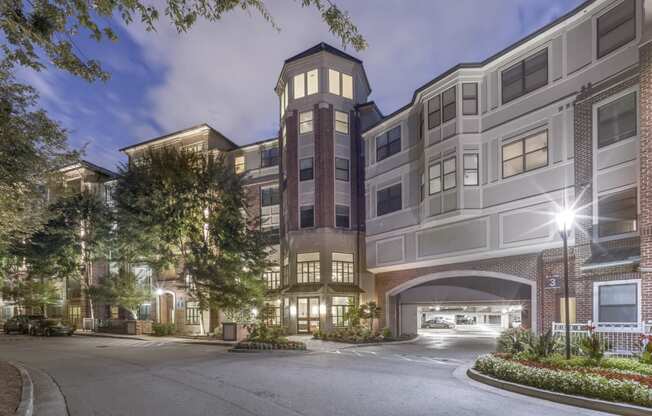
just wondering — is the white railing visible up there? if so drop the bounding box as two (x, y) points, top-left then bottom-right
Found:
(552, 321), (650, 357)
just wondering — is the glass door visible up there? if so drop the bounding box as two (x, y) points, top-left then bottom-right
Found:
(297, 297), (320, 333)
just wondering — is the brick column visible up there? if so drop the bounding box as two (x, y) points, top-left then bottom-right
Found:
(639, 41), (652, 323)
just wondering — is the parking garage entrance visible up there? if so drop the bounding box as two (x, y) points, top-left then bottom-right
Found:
(385, 271), (535, 336)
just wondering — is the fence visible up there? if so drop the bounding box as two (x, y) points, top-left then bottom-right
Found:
(552, 321), (651, 357)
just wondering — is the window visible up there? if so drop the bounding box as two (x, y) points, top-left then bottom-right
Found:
(420, 172), (425, 201)
(307, 69), (319, 95)
(264, 300), (281, 326)
(332, 296), (353, 327)
(442, 86), (457, 122)
(138, 304), (150, 321)
(263, 269), (280, 290)
(462, 83), (478, 115)
(376, 125), (401, 162)
(443, 157), (457, 190)
(261, 146), (279, 168)
(335, 205), (350, 228)
(111, 306), (119, 319)
(234, 156), (246, 174)
(297, 252), (320, 283)
(598, 188), (637, 237)
(463, 154), (479, 186)
(501, 49), (548, 104)
(342, 74), (353, 100)
(299, 158), (313, 181)
(377, 183), (402, 216)
(261, 186), (280, 231)
(299, 110), (313, 134)
(328, 69), (353, 99)
(293, 73), (305, 99)
(502, 130), (548, 178)
(186, 302), (200, 325)
(428, 162), (441, 195)
(597, 92), (636, 148)
(597, 0), (636, 59)
(417, 108), (424, 141)
(300, 205), (314, 228)
(427, 95), (441, 129)
(329, 69), (340, 95)
(335, 111), (349, 134)
(293, 69), (319, 99)
(332, 253), (353, 283)
(335, 158), (349, 181)
(596, 281), (638, 323)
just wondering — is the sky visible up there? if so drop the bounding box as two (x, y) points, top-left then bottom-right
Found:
(20, 0), (585, 172)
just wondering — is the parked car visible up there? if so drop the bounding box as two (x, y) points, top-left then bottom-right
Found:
(29, 319), (75, 336)
(456, 316), (476, 325)
(3, 315), (45, 334)
(422, 318), (455, 329)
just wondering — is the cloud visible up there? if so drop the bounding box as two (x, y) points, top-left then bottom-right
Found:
(118, 0), (581, 145)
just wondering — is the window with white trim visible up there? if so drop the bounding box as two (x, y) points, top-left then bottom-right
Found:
(263, 269), (280, 290)
(502, 130), (548, 178)
(331, 296), (353, 327)
(597, 91), (636, 148)
(427, 94), (441, 129)
(376, 125), (401, 162)
(377, 183), (402, 216)
(428, 162), (441, 195)
(335, 111), (349, 134)
(299, 158), (313, 181)
(293, 69), (319, 99)
(299, 110), (313, 134)
(300, 205), (314, 228)
(335, 158), (349, 182)
(332, 253), (353, 283)
(596, 281), (639, 323)
(260, 186), (280, 231)
(597, 0), (636, 59)
(501, 49), (548, 104)
(462, 83), (478, 115)
(597, 188), (637, 237)
(335, 205), (349, 228)
(185, 302), (200, 325)
(328, 69), (353, 99)
(297, 252), (320, 283)
(261, 146), (279, 168)
(234, 156), (246, 174)
(264, 300), (281, 326)
(463, 154), (479, 186)
(443, 157), (457, 191)
(442, 86), (457, 122)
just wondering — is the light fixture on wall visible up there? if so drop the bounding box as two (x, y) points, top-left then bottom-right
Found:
(155, 288), (164, 296)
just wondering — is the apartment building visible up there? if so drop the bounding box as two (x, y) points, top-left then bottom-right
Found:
(365, 0), (652, 336)
(112, 0), (652, 336)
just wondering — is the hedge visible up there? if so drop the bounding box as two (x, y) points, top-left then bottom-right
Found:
(474, 354), (652, 407)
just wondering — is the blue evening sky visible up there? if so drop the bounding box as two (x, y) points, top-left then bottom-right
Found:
(20, 0), (584, 172)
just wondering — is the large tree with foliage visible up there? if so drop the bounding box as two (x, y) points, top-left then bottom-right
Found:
(114, 148), (270, 333)
(88, 269), (151, 320)
(1, 278), (61, 316)
(1, 0), (366, 82)
(0, 63), (78, 257)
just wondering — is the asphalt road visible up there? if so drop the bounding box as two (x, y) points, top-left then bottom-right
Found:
(0, 327), (609, 416)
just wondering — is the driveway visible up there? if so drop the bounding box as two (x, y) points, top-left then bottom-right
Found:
(0, 333), (608, 416)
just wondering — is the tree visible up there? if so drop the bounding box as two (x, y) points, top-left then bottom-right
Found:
(0, 62), (78, 257)
(0, 0), (366, 82)
(1, 278), (61, 316)
(114, 147), (271, 334)
(87, 269), (151, 320)
(361, 301), (381, 332)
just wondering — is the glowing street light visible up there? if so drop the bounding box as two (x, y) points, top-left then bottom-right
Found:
(155, 288), (164, 296)
(555, 206), (576, 360)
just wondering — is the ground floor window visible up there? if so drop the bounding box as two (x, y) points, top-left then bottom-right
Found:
(264, 300), (281, 326)
(110, 305), (119, 319)
(331, 296), (353, 327)
(68, 305), (81, 326)
(594, 280), (639, 324)
(185, 302), (201, 325)
(138, 304), (151, 320)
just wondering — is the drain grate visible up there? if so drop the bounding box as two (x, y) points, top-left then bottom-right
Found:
(96, 345), (109, 348)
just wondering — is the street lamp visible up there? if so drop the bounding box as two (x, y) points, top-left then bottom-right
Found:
(556, 208), (575, 360)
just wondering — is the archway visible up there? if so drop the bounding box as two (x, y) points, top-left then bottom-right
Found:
(157, 290), (176, 324)
(385, 270), (537, 335)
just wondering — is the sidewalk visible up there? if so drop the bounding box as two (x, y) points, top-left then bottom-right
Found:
(74, 330), (237, 346)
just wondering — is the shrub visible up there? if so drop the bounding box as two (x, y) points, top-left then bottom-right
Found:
(382, 327), (392, 339)
(497, 328), (531, 354)
(246, 322), (287, 344)
(475, 354), (652, 407)
(526, 329), (560, 359)
(579, 332), (609, 363)
(641, 335), (652, 365)
(152, 323), (176, 336)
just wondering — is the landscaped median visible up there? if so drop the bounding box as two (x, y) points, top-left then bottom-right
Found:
(0, 361), (22, 415)
(469, 327), (652, 414)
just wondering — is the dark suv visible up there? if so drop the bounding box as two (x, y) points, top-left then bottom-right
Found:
(3, 315), (45, 334)
(29, 319), (75, 336)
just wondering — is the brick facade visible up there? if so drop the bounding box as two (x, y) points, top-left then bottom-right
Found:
(639, 42), (652, 322)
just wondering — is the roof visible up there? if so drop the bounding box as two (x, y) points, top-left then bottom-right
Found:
(363, 0), (598, 134)
(276, 42), (372, 95)
(284, 42), (362, 65)
(119, 123), (238, 152)
(61, 160), (118, 179)
(236, 136), (278, 150)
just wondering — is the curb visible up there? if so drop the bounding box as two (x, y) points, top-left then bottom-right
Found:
(74, 333), (148, 341)
(10, 361), (33, 416)
(466, 367), (652, 416)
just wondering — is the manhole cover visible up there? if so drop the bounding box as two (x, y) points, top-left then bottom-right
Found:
(96, 345), (109, 348)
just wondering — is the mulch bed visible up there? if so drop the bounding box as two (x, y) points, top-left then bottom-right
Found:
(0, 361), (21, 416)
(514, 359), (652, 388)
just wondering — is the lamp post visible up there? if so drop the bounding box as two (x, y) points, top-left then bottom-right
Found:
(556, 208), (575, 360)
